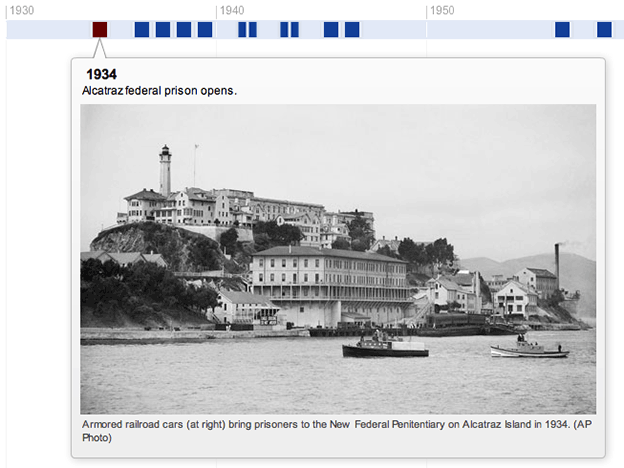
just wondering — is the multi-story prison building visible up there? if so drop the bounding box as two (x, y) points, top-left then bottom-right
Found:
(251, 246), (413, 328)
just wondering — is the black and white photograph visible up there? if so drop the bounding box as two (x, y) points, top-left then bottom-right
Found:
(80, 104), (597, 415)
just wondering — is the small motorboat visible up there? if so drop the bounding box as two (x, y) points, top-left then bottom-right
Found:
(343, 337), (429, 358)
(491, 335), (569, 358)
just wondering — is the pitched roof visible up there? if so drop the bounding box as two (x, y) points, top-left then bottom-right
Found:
(252, 196), (324, 208)
(253, 246), (407, 263)
(526, 268), (557, 279)
(185, 187), (216, 202)
(411, 273), (432, 284)
(436, 277), (459, 291)
(372, 239), (401, 251)
(451, 273), (474, 287)
(124, 189), (165, 201)
(498, 280), (537, 296)
(143, 253), (167, 265)
(107, 252), (145, 264)
(282, 212), (310, 221)
(80, 251), (108, 261)
(219, 290), (278, 307)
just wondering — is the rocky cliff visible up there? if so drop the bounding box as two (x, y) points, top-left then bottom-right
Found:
(90, 222), (225, 272)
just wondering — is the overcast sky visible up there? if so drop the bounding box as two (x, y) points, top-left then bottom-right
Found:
(81, 104), (596, 261)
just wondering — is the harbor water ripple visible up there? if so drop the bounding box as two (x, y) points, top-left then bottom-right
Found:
(81, 330), (596, 414)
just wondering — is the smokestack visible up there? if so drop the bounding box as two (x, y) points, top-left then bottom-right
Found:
(555, 243), (560, 291)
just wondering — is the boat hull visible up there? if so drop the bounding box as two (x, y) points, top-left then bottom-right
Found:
(490, 346), (569, 358)
(342, 345), (429, 358)
(416, 325), (483, 337)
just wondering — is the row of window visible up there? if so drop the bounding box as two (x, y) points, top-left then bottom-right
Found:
(259, 258), (322, 268)
(257, 257), (403, 275)
(259, 273), (321, 283)
(497, 295), (528, 302)
(254, 204), (319, 216)
(326, 259), (404, 274)
(261, 288), (410, 300)
(156, 210), (182, 217)
(257, 272), (404, 287)
(130, 200), (158, 207)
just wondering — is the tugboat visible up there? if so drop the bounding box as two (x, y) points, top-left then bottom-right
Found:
(490, 334), (569, 358)
(343, 330), (429, 358)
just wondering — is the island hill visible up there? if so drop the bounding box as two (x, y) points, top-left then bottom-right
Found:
(81, 221), (590, 334)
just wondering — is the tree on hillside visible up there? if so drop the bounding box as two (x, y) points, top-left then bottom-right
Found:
(398, 238), (427, 267)
(397, 237), (456, 274)
(347, 213), (375, 252)
(81, 258), (126, 282)
(186, 286), (220, 315)
(253, 220), (304, 250)
(426, 238), (456, 273)
(188, 237), (222, 271)
(331, 238), (351, 250)
(275, 224), (305, 245)
(376, 245), (398, 259)
(81, 258), (106, 282)
(547, 288), (566, 307)
(220, 227), (239, 254)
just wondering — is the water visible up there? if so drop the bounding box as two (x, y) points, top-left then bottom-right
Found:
(81, 330), (596, 414)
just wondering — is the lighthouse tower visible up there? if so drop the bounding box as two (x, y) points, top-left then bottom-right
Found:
(159, 145), (172, 196)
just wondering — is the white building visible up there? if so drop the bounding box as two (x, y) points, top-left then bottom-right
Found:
(426, 271), (482, 314)
(117, 145), (377, 249)
(251, 246), (412, 327)
(276, 211), (321, 247)
(495, 280), (538, 318)
(213, 290), (282, 328)
(514, 267), (557, 299)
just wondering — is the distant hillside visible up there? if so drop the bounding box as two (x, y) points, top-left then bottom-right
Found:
(460, 253), (596, 318)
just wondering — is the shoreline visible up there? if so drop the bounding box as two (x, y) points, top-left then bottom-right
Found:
(80, 327), (310, 345)
(80, 322), (589, 345)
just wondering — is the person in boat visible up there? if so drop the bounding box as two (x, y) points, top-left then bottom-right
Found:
(517, 334), (524, 342)
(358, 334), (365, 347)
(558, 344), (562, 352)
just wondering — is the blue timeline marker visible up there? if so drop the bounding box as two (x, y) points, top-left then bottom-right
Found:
(238, 22), (257, 38)
(345, 22), (360, 38)
(280, 22), (299, 38)
(324, 22), (339, 37)
(324, 22), (360, 38)
(177, 22), (191, 38)
(597, 22), (612, 38)
(198, 22), (213, 38)
(555, 22), (570, 38)
(134, 22), (149, 38)
(156, 22), (170, 38)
